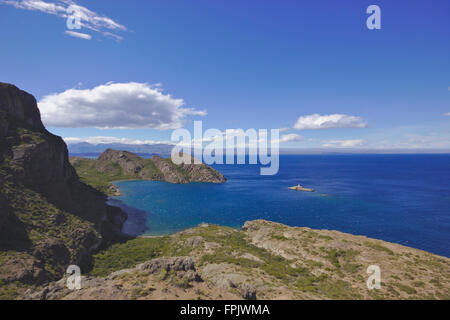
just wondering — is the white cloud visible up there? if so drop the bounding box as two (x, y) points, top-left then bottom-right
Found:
(366, 132), (450, 149)
(279, 133), (302, 143)
(64, 132), (302, 150)
(194, 130), (301, 144)
(293, 114), (368, 130)
(64, 136), (174, 145)
(175, 129), (301, 149)
(0, 0), (126, 40)
(321, 139), (364, 148)
(1, 0), (66, 14)
(444, 112), (450, 116)
(38, 82), (206, 129)
(64, 30), (91, 40)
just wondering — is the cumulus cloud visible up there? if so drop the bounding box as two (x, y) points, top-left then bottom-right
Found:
(0, 0), (126, 40)
(38, 82), (206, 129)
(293, 114), (368, 130)
(278, 133), (303, 143)
(321, 139), (364, 148)
(64, 30), (91, 40)
(64, 136), (174, 145)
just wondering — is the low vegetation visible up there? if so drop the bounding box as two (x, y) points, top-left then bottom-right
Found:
(70, 157), (135, 195)
(83, 222), (450, 300)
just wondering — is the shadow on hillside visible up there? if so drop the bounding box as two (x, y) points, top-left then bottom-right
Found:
(0, 206), (32, 252)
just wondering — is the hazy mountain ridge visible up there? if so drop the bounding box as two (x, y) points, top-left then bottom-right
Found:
(68, 142), (174, 157)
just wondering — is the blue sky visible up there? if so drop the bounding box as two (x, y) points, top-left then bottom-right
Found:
(0, 0), (449, 150)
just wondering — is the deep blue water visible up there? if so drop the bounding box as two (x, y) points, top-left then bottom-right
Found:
(112, 154), (450, 257)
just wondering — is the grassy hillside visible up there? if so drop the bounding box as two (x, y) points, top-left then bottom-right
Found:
(75, 221), (450, 300)
(70, 157), (136, 195)
(0, 167), (100, 299)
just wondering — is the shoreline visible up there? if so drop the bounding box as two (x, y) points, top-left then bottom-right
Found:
(112, 192), (450, 259)
(108, 181), (449, 259)
(107, 197), (148, 237)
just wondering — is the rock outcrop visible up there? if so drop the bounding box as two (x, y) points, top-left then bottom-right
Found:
(0, 83), (44, 132)
(24, 257), (216, 300)
(0, 83), (128, 292)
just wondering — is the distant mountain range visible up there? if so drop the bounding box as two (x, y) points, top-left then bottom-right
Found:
(67, 142), (450, 158)
(67, 142), (174, 157)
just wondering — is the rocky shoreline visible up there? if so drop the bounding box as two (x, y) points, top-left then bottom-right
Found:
(107, 198), (148, 237)
(108, 184), (122, 196)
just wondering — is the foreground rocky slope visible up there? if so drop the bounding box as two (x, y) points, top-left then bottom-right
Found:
(0, 83), (127, 298)
(27, 220), (450, 300)
(70, 149), (226, 195)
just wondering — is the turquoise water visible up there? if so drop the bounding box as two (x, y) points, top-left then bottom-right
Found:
(112, 154), (450, 257)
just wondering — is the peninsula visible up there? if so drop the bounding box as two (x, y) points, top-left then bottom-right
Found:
(70, 149), (226, 196)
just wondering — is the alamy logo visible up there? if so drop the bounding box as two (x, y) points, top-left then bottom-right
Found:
(366, 265), (381, 290)
(66, 5), (82, 30)
(171, 121), (280, 176)
(66, 265), (81, 290)
(366, 5), (381, 30)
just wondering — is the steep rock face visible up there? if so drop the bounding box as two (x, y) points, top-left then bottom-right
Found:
(151, 155), (227, 184)
(0, 83), (44, 132)
(179, 156), (227, 183)
(150, 155), (189, 183)
(0, 83), (127, 287)
(10, 135), (76, 191)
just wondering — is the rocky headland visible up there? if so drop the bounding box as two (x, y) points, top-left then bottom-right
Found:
(70, 149), (226, 196)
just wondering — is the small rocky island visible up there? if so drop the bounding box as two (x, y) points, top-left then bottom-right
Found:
(70, 149), (226, 195)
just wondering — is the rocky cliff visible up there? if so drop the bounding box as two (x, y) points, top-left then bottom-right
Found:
(0, 83), (127, 297)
